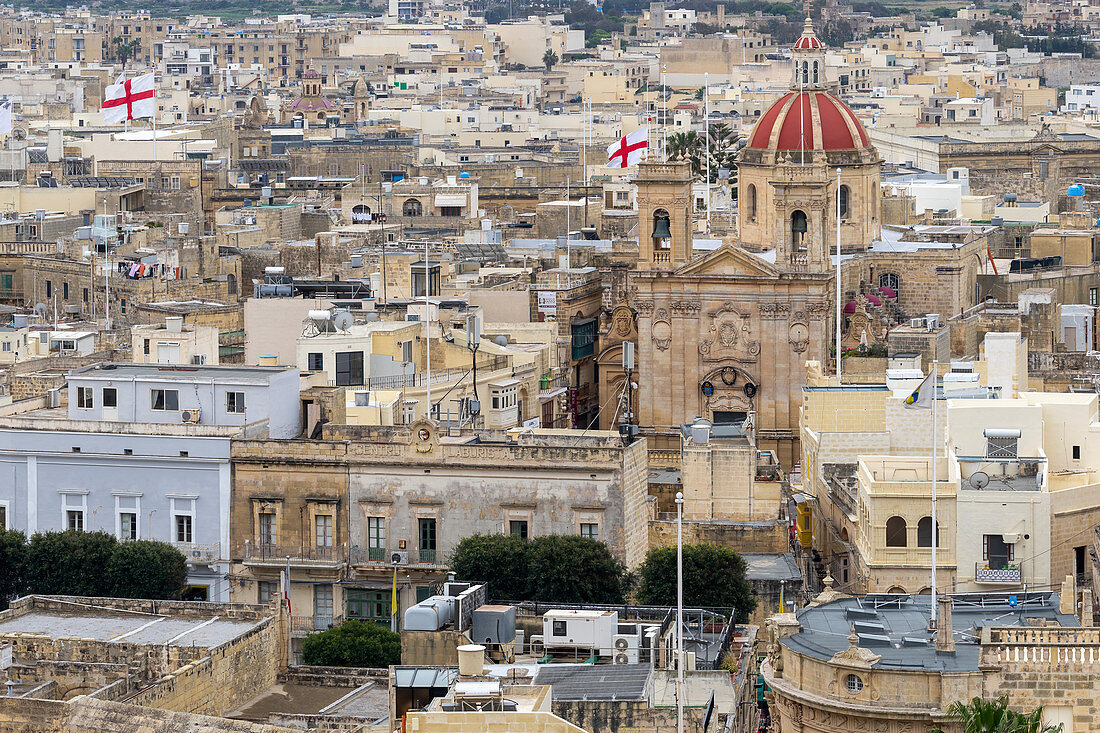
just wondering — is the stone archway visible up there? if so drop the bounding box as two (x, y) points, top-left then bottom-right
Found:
(701, 365), (756, 425)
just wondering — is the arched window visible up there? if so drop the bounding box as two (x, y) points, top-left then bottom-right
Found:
(886, 585), (907, 594)
(839, 185), (850, 220)
(791, 209), (808, 252)
(878, 272), (900, 291)
(747, 184), (757, 222)
(813, 60), (820, 85)
(917, 516), (939, 547)
(801, 61), (809, 85)
(885, 516), (907, 547)
(402, 198), (423, 217)
(652, 208), (672, 249)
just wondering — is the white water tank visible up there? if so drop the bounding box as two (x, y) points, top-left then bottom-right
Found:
(457, 644), (485, 676)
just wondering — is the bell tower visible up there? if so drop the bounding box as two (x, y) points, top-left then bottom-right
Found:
(635, 160), (693, 270)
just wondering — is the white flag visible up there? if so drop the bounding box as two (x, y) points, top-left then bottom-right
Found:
(607, 126), (649, 168)
(0, 99), (12, 136)
(903, 371), (934, 409)
(102, 73), (155, 124)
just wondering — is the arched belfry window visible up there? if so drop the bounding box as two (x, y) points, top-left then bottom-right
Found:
(812, 60), (820, 85)
(791, 209), (808, 251)
(747, 184), (757, 222)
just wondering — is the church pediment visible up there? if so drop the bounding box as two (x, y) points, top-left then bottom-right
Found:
(675, 244), (780, 278)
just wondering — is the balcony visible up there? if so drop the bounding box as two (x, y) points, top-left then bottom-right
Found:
(243, 541), (345, 567)
(291, 614), (344, 636)
(349, 546), (444, 567)
(975, 563), (1022, 584)
(173, 542), (221, 563)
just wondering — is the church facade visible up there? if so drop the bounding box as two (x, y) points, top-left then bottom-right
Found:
(619, 18), (882, 467)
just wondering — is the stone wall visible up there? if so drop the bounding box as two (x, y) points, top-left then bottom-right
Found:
(648, 517), (788, 553)
(125, 617), (280, 717)
(0, 695), (299, 732)
(553, 698), (708, 733)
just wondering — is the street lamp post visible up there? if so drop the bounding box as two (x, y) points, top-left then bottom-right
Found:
(675, 490), (685, 733)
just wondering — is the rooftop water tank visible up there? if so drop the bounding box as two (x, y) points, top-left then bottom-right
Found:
(1069, 184), (1085, 197)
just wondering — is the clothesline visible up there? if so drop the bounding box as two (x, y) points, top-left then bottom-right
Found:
(116, 261), (182, 280)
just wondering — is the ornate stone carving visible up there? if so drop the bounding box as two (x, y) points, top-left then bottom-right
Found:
(652, 308), (672, 351)
(699, 303), (759, 362)
(806, 301), (830, 318)
(789, 322), (810, 354)
(829, 628), (882, 668)
(669, 300), (701, 315)
(611, 304), (636, 339)
(759, 302), (791, 319)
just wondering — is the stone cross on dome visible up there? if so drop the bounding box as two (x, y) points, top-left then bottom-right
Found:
(791, 15), (827, 91)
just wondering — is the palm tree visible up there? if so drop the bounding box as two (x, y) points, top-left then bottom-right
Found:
(666, 130), (704, 176)
(542, 48), (559, 71)
(110, 36), (142, 67)
(929, 697), (1063, 733)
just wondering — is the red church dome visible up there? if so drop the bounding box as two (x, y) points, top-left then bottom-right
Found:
(748, 91), (870, 152)
(746, 16), (872, 154)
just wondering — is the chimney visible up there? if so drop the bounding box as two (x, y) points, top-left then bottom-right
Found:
(1060, 574), (1077, 616)
(935, 596), (954, 653)
(1081, 588), (1094, 626)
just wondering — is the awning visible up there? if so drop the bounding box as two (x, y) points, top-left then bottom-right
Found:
(434, 194), (467, 207)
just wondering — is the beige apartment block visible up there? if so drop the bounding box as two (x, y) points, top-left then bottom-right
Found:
(132, 317), (220, 366)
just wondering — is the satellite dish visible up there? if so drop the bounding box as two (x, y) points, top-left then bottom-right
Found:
(33, 302), (47, 318)
(968, 471), (989, 490)
(333, 311), (353, 332)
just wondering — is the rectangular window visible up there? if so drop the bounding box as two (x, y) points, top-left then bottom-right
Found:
(143, 338), (151, 355)
(1073, 445), (1081, 460)
(983, 534), (1014, 567)
(367, 516), (386, 561)
(346, 588), (390, 622)
(67, 509), (84, 531)
(45, 280), (52, 298)
(62, 282), (69, 300)
(307, 352), (324, 371)
(151, 389), (179, 411)
(401, 340), (413, 363)
(226, 391), (245, 413)
(175, 514), (193, 543)
(1091, 288), (1098, 307)
(509, 520), (528, 539)
(553, 619), (567, 636)
(120, 512), (137, 541)
(258, 580), (277, 603)
(335, 351), (364, 386)
(315, 514), (333, 547)
(418, 517), (437, 563)
(314, 585), (334, 626)
(103, 388), (117, 408)
(77, 386), (94, 409)
(580, 523), (599, 540)
(0, 504), (6, 529)
(259, 512), (276, 546)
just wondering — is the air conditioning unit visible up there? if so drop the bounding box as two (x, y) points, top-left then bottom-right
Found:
(614, 648), (639, 664)
(909, 318), (924, 328)
(925, 314), (941, 330)
(390, 550), (409, 565)
(181, 408), (201, 423)
(613, 634), (639, 664)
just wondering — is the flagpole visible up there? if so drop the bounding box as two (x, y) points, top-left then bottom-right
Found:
(836, 167), (842, 382)
(704, 72), (710, 233)
(930, 359), (938, 627)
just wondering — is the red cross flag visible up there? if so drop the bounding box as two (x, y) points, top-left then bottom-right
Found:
(607, 126), (649, 169)
(102, 73), (155, 124)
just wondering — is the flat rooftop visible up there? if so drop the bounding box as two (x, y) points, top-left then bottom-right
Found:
(0, 608), (263, 648)
(70, 362), (295, 382)
(743, 553), (803, 583)
(785, 592), (1077, 672)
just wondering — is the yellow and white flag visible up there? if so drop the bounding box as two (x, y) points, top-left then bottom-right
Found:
(903, 371), (934, 409)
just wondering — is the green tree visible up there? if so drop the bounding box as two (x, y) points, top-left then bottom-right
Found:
(106, 540), (188, 600)
(542, 48), (559, 71)
(451, 534), (629, 603)
(528, 535), (628, 604)
(450, 533), (530, 600)
(110, 36), (142, 67)
(929, 696), (1063, 733)
(636, 544), (755, 622)
(0, 528), (27, 611)
(666, 130), (705, 176)
(302, 619), (401, 667)
(931, 6), (953, 18)
(24, 531), (118, 597)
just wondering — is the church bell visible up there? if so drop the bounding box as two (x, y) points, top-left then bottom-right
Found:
(652, 214), (672, 240)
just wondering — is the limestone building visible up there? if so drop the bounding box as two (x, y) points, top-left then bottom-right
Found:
(626, 19), (880, 466)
